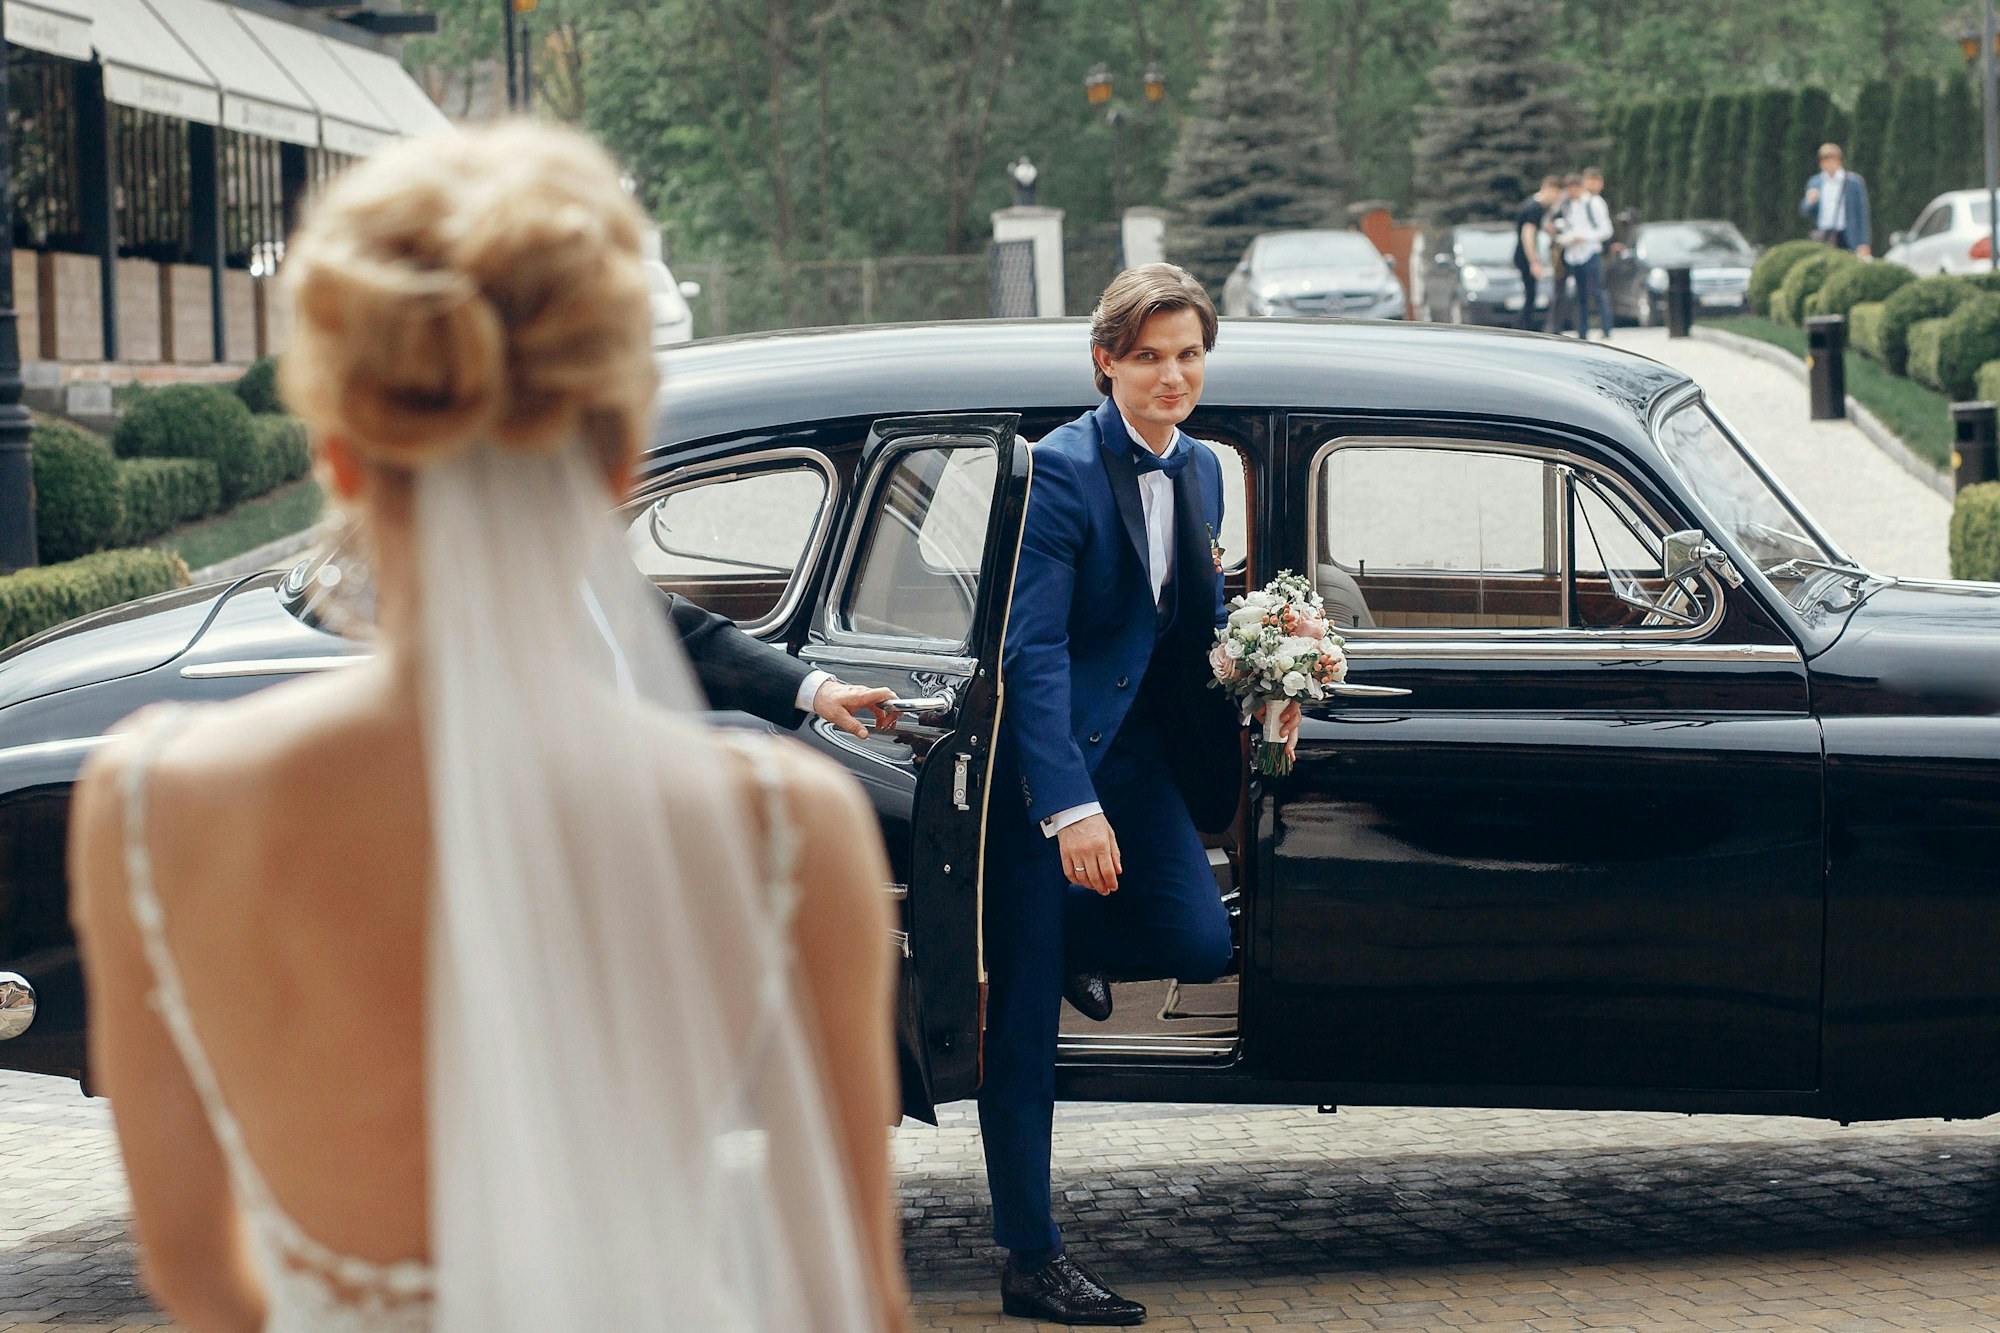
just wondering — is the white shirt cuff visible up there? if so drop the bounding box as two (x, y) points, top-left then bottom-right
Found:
(1041, 802), (1103, 839)
(795, 669), (832, 714)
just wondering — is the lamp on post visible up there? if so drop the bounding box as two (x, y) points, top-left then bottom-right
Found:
(0, 40), (38, 572)
(1081, 60), (1166, 234)
(1962, 11), (2000, 275)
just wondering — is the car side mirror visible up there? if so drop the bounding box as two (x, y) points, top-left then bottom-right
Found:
(1663, 528), (1742, 587)
(678, 279), (703, 299)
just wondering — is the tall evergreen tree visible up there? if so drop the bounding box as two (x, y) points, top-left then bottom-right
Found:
(1847, 78), (1895, 189)
(1655, 97), (1702, 222)
(1743, 88), (1794, 244)
(1640, 96), (1686, 220)
(1685, 93), (1734, 219)
(1938, 69), (1980, 194)
(1881, 75), (1939, 242)
(1410, 0), (1594, 226)
(1165, 0), (1345, 291)
(1616, 101), (1656, 218)
(1782, 86), (1835, 237)
(1713, 94), (1751, 227)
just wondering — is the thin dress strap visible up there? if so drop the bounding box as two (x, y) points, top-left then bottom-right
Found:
(722, 732), (803, 935)
(118, 706), (433, 1308)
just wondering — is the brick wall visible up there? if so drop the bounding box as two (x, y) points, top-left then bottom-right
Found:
(43, 252), (102, 362)
(12, 253), (38, 361)
(115, 259), (162, 362)
(222, 270), (257, 364)
(165, 264), (214, 364)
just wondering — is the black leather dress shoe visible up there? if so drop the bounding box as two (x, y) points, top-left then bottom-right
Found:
(1002, 1252), (1145, 1325)
(1063, 971), (1113, 1022)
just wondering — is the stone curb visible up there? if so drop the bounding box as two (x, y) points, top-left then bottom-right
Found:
(1690, 325), (1955, 502)
(189, 517), (340, 585)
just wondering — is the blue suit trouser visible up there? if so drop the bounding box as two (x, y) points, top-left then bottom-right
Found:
(1571, 253), (1611, 339)
(976, 741), (1234, 1251)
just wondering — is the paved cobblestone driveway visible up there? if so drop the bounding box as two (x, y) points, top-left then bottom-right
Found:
(3, 333), (1988, 1332)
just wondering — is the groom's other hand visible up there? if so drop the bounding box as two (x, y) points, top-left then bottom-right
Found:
(1279, 699), (1302, 762)
(1059, 814), (1123, 895)
(814, 681), (901, 737)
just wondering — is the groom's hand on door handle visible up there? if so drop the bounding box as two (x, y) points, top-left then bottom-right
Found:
(1059, 815), (1122, 896)
(813, 680), (901, 737)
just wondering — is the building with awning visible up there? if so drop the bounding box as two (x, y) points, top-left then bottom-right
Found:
(4, 0), (443, 372)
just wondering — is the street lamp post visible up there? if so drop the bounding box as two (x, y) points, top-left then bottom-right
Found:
(1985, 0), (1998, 274)
(0, 41), (38, 572)
(1081, 60), (1166, 235)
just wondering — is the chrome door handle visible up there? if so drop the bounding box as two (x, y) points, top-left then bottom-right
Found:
(884, 686), (957, 715)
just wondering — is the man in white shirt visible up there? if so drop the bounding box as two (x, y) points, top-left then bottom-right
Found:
(1799, 143), (1872, 256)
(1556, 171), (1616, 340)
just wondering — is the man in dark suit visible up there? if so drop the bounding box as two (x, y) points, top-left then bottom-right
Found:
(661, 591), (894, 736)
(981, 264), (1296, 1325)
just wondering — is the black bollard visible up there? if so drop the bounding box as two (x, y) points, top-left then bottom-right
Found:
(1665, 267), (1694, 338)
(1805, 314), (1848, 420)
(1950, 400), (1999, 491)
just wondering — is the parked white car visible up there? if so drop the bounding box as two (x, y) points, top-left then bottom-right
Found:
(642, 229), (703, 347)
(1884, 190), (2000, 275)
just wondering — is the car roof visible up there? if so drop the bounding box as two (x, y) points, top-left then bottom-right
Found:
(653, 317), (1692, 461)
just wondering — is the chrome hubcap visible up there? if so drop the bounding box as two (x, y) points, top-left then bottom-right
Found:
(0, 973), (35, 1041)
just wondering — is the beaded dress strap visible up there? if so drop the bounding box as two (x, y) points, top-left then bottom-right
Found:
(118, 706), (433, 1306)
(721, 732), (803, 933)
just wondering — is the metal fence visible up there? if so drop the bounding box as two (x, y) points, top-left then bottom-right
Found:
(674, 250), (999, 338)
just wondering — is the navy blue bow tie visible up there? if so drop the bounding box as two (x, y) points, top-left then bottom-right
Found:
(1130, 441), (1192, 479)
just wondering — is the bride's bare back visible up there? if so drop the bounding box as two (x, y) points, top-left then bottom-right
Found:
(70, 659), (905, 1329)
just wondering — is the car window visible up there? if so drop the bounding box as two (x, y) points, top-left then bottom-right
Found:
(842, 441), (996, 644)
(1571, 472), (1710, 630)
(1315, 444), (1556, 630)
(1196, 438), (1248, 571)
(1454, 229), (1516, 264)
(622, 461), (831, 632)
(1915, 206), (1951, 240)
(1256, 230), (1381, 270)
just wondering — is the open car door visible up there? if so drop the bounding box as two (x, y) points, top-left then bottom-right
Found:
(797, 414), (1028, 1120)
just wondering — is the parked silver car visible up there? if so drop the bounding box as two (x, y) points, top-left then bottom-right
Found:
(1221, 230), (1405, 319)
(1883, 190), (1998, 276)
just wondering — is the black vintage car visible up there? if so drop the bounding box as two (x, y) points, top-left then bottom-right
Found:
(3, 319), (1999, 1130)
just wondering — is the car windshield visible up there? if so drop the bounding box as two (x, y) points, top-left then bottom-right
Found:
(1258, 232), (1381, 271)
(1637, 223), (1754, 266)
(1653, 400), (1845, 604)
(1454, 229), (1516, 263)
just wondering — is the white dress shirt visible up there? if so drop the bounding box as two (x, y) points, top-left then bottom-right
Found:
(794, 668), (831, 714)
(1817, 170), (1848, 233)
(1042, 416), (1184, 839)
(1561, 194), (1613, 266)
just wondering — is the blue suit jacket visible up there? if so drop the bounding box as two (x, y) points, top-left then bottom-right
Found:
(1001, 399), (1229, 829)
(1799, 171), (1871, 251)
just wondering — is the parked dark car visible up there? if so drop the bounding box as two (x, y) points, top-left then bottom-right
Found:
(1409, 222), (1548, 326)
(5, 319), (2000, 1130)
(1221, 230), (1405, 320)
(1608, 220), (1757, 325)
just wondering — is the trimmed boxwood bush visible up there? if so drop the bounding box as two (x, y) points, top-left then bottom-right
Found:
(1777, 249), (1862, 326)
(1933, 294), (2000, 400)
(113, 384), (261, 505)
(1975, 359), (2000, 405)
(1879, 275), (1979, 375)
(1908, 317), (1952, 392)
(1950, 481), (2000, 581)
(1771, 288), (1795, 326)
(252, 414), (312, 488)
(233, 356), (283, 415)
(1849, 301), (1889, 361)
(1749, 239), (1828, 315)
(1813, 260), (1916, 318)
(31, 420), (122, 563)
(120, 458), (220, 545)
(0, 548), (191, 649)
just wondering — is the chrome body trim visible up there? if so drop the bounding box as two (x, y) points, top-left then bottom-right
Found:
(622, 446), (841, 639)
(180, 655), (366, 679)
(1056, 1033), (1237, 1062)
(1342, 640), (1801, 664)
(885, 883), (909, 901)
(799, 643), (978, 675)
(1300, 430), (1727, 642)
(0, 973), (35, 1042)
(0, 734), (115, 765)
(891, 929), (912, 959)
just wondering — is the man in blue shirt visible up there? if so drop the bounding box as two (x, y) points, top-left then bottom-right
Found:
(1799, 143), (1872, 256)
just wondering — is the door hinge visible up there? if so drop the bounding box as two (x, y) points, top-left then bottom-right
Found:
(952, 752), (972, 811)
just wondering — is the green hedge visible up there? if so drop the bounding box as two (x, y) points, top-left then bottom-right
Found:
(0, 548), (191, 650)
(113, 384), (262, 505)
(31, 421), (121, 564)
(119, 458), (220, 545)
(1770, 288), (1795, 325)
(252, 414), (312, 488)
(1975, 359), (2000, 405)
(1950, 481), (2000, 581)
(1850, 301), (1889, 361)
(1908, 317), (1952, 392)
(1934, 294), (2000, 401)
(1777, 250), (1862, 326)
(1749, 239), (1828, 315)
(233, 356), (283, 415)
(1813, 261), (1916, 319)
(1879, 275), (1979, 375)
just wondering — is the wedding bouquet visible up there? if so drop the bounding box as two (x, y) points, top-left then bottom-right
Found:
(1208, 571), (1346, 777)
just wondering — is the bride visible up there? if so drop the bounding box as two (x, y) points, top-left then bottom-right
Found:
(66, 122), (910, 1332)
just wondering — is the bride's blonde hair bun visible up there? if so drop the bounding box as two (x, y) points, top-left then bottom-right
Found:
(279, 121), (658, 471)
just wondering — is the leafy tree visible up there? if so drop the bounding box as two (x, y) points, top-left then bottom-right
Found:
(1412, 0), (1593, 226)
(1743, 89), (1794, 244)
(1685, 93), (1734, 220)
(1846, 78), (1895, 189)
(1937, 69), (1981, 195)
(1881, 74), (1939, 242)
(1165, 0), (1345, 290)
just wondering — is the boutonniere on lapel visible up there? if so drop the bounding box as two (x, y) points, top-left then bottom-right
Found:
(1206, 524), (1224, 574)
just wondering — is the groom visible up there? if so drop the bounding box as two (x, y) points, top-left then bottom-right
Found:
(983, 264), (1298, 1325)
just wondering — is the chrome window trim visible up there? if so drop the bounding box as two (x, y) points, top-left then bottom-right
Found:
(181, 654), (366, 679)
(1301, 431), (1726, 642)
(1342, 639), (1801, 664)
(800, 643), (978, 674)
(620, 445), (840, 641)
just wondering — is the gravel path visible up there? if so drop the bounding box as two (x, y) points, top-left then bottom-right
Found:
(1618, 328), (1953, 580)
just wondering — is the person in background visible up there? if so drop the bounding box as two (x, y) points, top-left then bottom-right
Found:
(1800, 142), (1872, 257)
(1515, 175), (1562, 331)
(1557, 172), (1615, 340)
